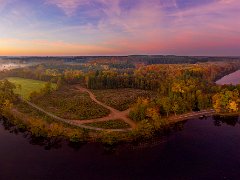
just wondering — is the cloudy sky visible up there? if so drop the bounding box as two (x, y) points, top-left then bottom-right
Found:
(0, 0), (239, 56)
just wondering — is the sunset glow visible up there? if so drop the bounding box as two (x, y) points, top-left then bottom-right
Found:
(0, 0), (240, 56)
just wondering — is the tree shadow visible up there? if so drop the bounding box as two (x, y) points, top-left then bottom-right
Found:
(213, 115), (239, 127)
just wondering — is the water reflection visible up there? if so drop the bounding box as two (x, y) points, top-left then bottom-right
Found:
(2, 115), (240, 179)
(171, 120), (187, 131)
(213, 115), (239, 127)
(1, 115), (239, 153)
(0, 117), (79, 150)
(0, 116), (183, 152)
(68, 141), (86, 151)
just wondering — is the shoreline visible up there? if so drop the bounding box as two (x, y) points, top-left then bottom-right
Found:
(214, 112), (240, 116)
(4, 104), (239, 143)
(215, 69), (240, 85)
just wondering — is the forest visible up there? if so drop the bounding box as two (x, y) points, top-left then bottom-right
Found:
(0, 57), (240, 142)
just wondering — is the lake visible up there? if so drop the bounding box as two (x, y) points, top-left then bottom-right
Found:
(1, 69), (240, 179)
(216, 70), (240, 85)
(1, 115), (240, 180)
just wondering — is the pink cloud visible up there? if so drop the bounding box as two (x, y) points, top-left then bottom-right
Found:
(104, 0), (240, 55)
(45, 0), (90, 16)
(0, 0), (10, 10)
(2, 0), (240, 55)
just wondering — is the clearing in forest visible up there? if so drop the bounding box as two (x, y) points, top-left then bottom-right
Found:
(7, 77), (57, 100)
(32, 86), (110, 120)
(93, 88), (157, 111)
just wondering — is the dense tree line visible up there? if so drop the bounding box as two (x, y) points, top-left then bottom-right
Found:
(212, 88), (240, 113)
(0, 80), (17, 114)
(2, 60), (240, 120)
(87, 62), (240, 90)
(3, 60), (240, 90)
(109, 63), (135, 69)
(127, 62), (240, 121)
(128, 55), (201, 64)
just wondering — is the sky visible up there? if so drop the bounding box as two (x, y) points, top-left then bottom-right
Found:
(0, 0), (240, 56)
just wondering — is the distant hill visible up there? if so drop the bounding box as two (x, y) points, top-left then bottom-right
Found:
(1, 55), (240, 66)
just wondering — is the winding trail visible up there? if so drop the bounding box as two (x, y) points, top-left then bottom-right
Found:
(23, 100), (132, 132)
(18, 86), (216, 132)
(72, 86), (137, 128)
(168, 109), (216, 124)
(20, 86), (137, 131)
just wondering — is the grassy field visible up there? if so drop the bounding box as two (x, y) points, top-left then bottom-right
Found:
(93, 88), (158, 111)
(7, 77), (56, 100)
(85, 119), (131, 129)
(33, 86), (110, 120)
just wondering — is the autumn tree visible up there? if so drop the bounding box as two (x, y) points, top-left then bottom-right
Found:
(129, 98), (150, 121)
(157, 96), (171, 117)
(212, 89), (240, 113)
(0, 80), (16, 113)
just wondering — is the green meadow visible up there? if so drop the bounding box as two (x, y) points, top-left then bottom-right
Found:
(7, 77), (56, 100)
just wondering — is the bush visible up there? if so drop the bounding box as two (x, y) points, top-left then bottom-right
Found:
(131, 120), (155, 140)
(67, 130), (83, 143)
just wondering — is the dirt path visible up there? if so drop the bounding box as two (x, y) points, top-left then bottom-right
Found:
(168, 109), (216, 123)
(73, 86), (137, 128)
(19, 86), (137, 131)
(22, 100), (132, 132)
(18, 86), (216, 132)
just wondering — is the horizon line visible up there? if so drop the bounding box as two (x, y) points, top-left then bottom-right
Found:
(1, 55), (240, 58)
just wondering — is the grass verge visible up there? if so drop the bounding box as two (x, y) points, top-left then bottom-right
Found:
(85, 119), (131, 129)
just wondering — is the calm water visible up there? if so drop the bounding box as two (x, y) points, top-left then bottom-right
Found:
(216, 70), (240, 85)
(1, 69), (240, 180)
(1, 116), (240, 180)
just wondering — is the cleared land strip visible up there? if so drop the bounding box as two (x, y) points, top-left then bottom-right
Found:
(19, 86), (216, 132)
(22, 101), (216, 132)
(73, 86), (137, 128)
(23, 100), (132, 132)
